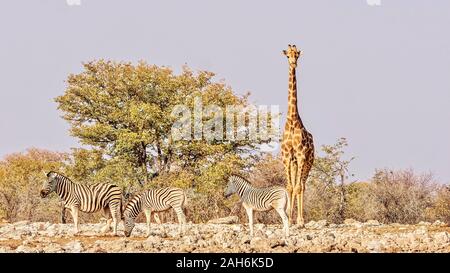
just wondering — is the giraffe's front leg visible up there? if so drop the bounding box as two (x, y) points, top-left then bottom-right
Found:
(289, 160), (298, 224)
(282, 156), (294, 224)
(296, 183), (306, 227)
(296, 159), (311, 228)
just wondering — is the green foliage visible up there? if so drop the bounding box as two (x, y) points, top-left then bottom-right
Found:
(310, 137), (354, 187)
(55, 61), (267, 188)
(54, 60), (278, 223)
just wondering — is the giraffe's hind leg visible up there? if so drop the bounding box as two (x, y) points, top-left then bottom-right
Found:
(296, 156), (312, 227)
(289, 159), (298, 224)
(282, 154), (294, 225)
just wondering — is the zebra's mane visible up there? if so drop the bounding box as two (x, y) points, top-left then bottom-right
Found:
(124, 192), (143, 212)
(229, 174), (252, 186)
(47, 171), (75, 183)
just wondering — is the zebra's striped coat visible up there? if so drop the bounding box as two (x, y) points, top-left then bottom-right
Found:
(224, 174), (290, 237)
(40, 171), (122, 235)
(123, 187), (186, 237)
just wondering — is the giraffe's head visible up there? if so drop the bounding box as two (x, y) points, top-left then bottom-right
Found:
(283, 44), (302, 68)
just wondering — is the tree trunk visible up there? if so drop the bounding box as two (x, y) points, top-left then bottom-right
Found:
(338, 173), (346, 222)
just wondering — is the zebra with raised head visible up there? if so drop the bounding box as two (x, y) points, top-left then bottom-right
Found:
(224, 174), (290, 237)
(40, 171), (123, 235)
(123, 187), (186, 237)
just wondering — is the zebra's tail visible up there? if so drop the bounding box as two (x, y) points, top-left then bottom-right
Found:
(182, 190), (188, 216)
(120, 197), (123, 220)
(120, 192), (125, 220)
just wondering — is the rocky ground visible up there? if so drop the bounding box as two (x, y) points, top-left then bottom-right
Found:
(0, 219), (449, 253)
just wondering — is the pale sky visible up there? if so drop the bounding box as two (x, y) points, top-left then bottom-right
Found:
(0, 1), (449, 183)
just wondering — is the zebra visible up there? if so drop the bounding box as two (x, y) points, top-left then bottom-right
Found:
(123, 187), (186, 237)
(123, 191), (162, 224)
(40, 171), (123, 235)
(224, 174), (290, 237)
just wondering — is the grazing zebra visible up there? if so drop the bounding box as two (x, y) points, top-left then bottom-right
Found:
(123, 187), (186, 237)
(123, 191), (162, 224)
(224, 174), (290, 237)
(40, 171), (123, 235)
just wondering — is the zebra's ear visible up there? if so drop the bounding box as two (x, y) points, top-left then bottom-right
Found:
(43, 171), (53, 178)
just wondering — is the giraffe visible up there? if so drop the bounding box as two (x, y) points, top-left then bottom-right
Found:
(281, 44), (315, 227)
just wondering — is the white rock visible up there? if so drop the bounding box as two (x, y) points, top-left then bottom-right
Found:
(432, 220), (447, 227)
(365, 220), (380, 226)
(433, 232), (450, 244)
(64, 240), (83, 253)
(207, 216), (239, 224)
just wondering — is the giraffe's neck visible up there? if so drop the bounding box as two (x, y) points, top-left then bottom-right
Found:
(287, 65), (301, 123)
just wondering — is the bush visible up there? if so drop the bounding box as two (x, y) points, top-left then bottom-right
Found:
(1, 148), (449, 226)
(0, 149), (68, 222)
(344, 181), (379, 221)
(371, 169), (437, 224)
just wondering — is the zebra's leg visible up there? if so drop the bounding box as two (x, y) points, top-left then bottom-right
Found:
(61, 205), (67, 224)
(153, 213), (161, 224)
(174, 206), (186, 234)
(101, 207), (112, 234)
(70, 206), (80, 234)
(144, 208), (152, 237)
(111, 204), (120, 236)
(244, 204), (254, 237)
(275, 207), (289, 237)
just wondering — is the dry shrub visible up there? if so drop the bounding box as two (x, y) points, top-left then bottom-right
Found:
(303, 179), (341, 223)
(425, 186), (450, 223)
(0, 149), (68, 222)
(371, 169), (437, 224)
(344, 181), (379, 221)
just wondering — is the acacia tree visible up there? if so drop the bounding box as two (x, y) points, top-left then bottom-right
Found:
(311, 138), (355, 221)
(303, 138), (355, 222)
(56, 61), (277, 216)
